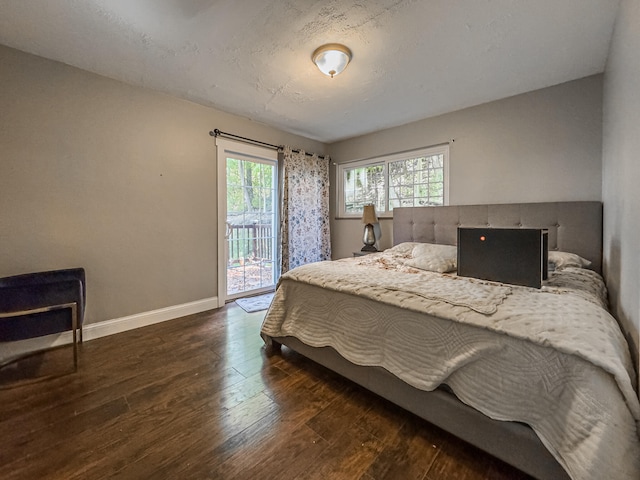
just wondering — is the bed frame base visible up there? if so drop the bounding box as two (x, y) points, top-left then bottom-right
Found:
(268, 335), (570, 480)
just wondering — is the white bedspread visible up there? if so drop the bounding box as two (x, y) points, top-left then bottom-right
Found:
(261, 252), (640, 480)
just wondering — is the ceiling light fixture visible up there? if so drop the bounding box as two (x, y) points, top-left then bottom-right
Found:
(312, 43), (352, 78)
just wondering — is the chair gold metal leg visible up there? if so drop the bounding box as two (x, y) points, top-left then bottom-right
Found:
(71, 303), (78, 371)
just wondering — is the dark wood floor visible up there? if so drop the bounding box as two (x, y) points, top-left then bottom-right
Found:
(0, 303), (533, 480)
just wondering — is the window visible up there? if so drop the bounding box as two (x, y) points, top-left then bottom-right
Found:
(337, 145), (449, 217)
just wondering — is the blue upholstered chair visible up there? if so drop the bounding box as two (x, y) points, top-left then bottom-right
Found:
(0, 268), (86, 369)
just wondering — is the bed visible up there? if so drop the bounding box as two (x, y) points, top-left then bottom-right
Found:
(260, 201), (640, 480)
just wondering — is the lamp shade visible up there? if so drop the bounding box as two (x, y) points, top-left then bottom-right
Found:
(361, 204), (378, 224)
(312, 43), (352, 77)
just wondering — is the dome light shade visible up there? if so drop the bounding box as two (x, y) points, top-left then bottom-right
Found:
(312, 43), (352, 78)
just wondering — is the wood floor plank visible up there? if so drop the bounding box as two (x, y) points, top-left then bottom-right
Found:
(205, 418), (326, 480)
(0, 303), (535, 480)
(364, 419), (445, 480)
(305, 382), (373, 444)
(354, 394), (409, 444)
(1, 347), (227, 452)
(172, 408), (288, 478)
(426, 438), (495, 480)
(95, 391), (281, 480)
(293, 426), (385, 480)
(0, 395), (130, 479)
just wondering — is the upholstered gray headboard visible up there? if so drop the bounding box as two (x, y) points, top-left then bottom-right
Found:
(393, 202), (603, 274)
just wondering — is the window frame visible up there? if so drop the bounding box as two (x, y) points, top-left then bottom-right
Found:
(336, 144), (450, 219)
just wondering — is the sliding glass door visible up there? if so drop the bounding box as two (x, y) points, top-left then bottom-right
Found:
(225, 156), (276, 297)
(216, 139), (278, 304)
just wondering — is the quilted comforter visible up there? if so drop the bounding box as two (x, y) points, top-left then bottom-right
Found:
(260, 251), (640, 480)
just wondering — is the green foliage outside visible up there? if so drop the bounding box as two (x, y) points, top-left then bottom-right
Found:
(226, 157), (274, 215)
(226, 157), (276, 265)
(344, 154), (445, 214)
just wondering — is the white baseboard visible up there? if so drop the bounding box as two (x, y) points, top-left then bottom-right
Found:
(83, 297), (219, 341)
(0, 297), (219, 362)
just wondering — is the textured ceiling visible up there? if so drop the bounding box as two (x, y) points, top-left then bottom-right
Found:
(0, 0), (621, 142)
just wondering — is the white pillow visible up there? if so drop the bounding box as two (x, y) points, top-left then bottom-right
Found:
(388, 242), (422, 256)
(548, 251), (591, 270)
(405, 243), (457, 273)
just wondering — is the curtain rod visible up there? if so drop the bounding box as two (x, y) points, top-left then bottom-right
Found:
(330, 140), (454, 166)
(209, 129), (326, 160)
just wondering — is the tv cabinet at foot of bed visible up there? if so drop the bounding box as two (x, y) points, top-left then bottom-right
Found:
(266, 336), (568, 480)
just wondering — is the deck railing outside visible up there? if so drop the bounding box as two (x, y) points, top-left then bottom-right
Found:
(226, 220), (276, 295)
(227, 222), (274, 265)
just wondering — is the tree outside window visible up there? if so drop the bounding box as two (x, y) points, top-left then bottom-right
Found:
(337, 145), (449, 218)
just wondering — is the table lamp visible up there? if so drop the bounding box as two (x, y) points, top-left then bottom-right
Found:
(361, 204), (378, 252)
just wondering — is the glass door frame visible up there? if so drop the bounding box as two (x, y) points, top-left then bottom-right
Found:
(215, 138), (278, 306)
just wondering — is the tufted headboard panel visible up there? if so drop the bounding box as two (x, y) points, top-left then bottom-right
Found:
(393, 202), (603, 274)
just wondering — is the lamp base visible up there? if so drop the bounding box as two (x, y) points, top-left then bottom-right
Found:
(362, 223), (377, 252)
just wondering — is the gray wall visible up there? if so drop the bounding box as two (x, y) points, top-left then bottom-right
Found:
(603, 0), (640, 389)
(0, 45), (324, 325)
(328, 75), (603, 260)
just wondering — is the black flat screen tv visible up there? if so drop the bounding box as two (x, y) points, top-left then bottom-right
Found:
(457, 227), (548, 288)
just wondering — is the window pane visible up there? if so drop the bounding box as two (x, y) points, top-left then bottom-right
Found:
(388, 154), (445, 210)
(343, 163), (385, 214)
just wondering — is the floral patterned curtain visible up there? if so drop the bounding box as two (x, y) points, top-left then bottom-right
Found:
(280, 146), (331, 274)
